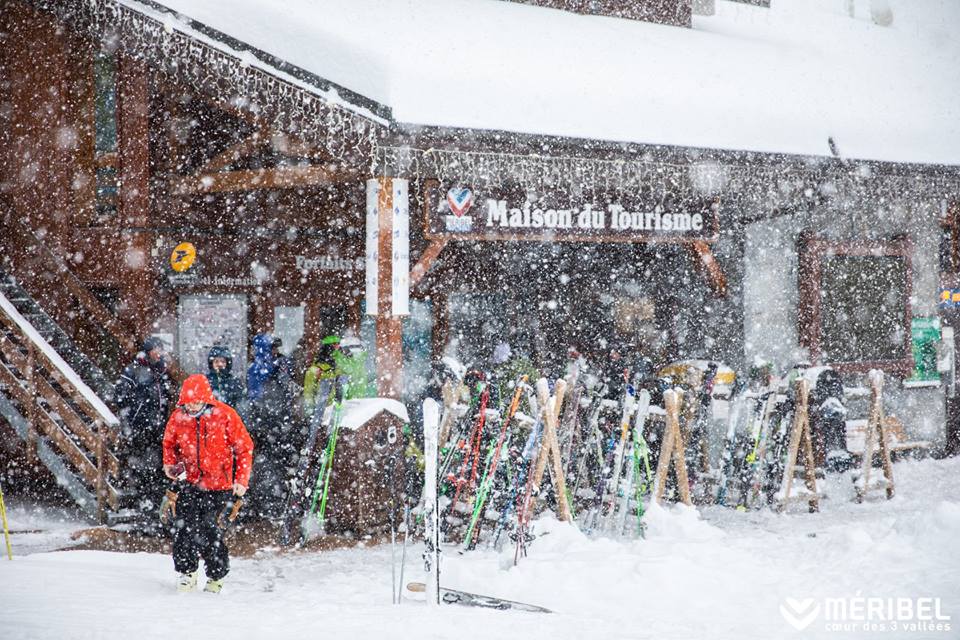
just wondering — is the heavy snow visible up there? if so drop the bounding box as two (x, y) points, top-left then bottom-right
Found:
(121, 0), (960, 165)
(2, 456), (957, 639)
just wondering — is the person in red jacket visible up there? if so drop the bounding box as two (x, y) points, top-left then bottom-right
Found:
(161, 374), (254, 593)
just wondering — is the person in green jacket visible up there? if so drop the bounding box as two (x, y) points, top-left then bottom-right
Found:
(302, 336), (340, 418)
(334, 335), (374, 399)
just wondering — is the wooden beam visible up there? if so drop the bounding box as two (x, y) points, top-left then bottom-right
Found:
(169, 165), (360, 194)
(194, 128), (333, 176)
(197, 130), (268, 174)
(856, 371), (896, 502)
(776, 378), (820, 513)
(654, 389), (692, 506)
(689, 240), (728, 297)
(532, 378), (572, 522)
(410, 238), (449, 288)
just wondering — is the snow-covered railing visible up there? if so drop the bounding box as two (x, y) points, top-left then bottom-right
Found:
(0, 290), (121, 521)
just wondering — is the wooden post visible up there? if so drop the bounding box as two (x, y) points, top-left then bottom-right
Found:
(369, 177), (405, 399)
(431, 292), (449, 365)
(654, 389), (692, 506)
(95, 420), (106, 525)
(689, 240), (728, 298)
(856, 370), (896, 502)
(800, 395), (820, 510)
(437, 379), (459, 448)
(116, 54), (155, 339)
(24, 342), (36, 463)
(777, 378), (820, 513)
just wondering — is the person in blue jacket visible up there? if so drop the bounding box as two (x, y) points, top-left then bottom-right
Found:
(247, 334), (275, 402)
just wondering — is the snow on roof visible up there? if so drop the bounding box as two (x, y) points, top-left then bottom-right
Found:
(131, 0), (960, 166)
(339, 398), (409, 431)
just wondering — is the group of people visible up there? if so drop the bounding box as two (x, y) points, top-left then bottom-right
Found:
(112, 331), (372, 592)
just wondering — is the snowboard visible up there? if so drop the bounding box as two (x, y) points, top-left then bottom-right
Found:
(405, 582), (552, 613)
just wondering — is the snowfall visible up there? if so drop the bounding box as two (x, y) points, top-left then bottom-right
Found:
(1, 457), (957, 640)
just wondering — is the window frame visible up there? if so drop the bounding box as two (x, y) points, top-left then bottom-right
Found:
(798, 232), (913, 375)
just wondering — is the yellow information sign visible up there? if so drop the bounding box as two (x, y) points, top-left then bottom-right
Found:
(170, 242), (197, 273)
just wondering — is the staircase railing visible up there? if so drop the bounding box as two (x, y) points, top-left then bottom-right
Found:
(0, 290), (121, 523)
(0, 271), (116, 401)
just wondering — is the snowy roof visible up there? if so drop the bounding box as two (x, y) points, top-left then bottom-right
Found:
(339, 398), (409, 431)
(125, 0), (960, 166)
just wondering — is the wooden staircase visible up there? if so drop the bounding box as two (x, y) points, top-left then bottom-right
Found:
(0, 289), (124, 523)
(0, 272), (116, 402)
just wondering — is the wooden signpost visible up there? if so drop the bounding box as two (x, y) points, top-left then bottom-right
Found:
(654, 389), (692, 506)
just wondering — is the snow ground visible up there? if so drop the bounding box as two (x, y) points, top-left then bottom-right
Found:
(1, 457), (958, 640)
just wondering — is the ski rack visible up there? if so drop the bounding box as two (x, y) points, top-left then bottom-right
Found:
(854, 370), (896, 502)
(653, 388), (692, 506)
(775, 378), (821, 513)
(437, 379), (462, 447)
(531, 378), (572, 522)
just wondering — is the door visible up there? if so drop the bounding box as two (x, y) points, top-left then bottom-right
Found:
(177, 294), (249, 375)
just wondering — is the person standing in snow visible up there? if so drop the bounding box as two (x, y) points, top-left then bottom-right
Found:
(334, 334), (374, 399)
(115, 336), (175, 517)
(489, 341), (538, 408)
(205, 344), (245, 410)
(303, 336), (340, 417)
(161, 374), (253, 593)
(246, 333), (275, 403)
(247, 338), (302, 519)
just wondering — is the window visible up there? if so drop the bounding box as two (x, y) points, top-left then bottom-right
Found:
(93, 52), (118, 220)
(799, 233), (912, 374)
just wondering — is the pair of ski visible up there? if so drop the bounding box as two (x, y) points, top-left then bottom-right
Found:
(461, 376), (527, 550)
(713, 375), (781, 509)
(278, 375), (347, 545)
(582, 381), (653, 537)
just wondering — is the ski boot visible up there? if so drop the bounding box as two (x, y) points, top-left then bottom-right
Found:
(204, 578), (225, 594)
(177, 570), (199, 593)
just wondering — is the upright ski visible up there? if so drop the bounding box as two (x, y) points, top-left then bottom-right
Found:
(422, 397), (441, 606)
(279, 378), (334, 545)
(303, 375), (347, 540)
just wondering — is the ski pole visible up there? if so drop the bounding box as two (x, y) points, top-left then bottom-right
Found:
(316, 421), (341, 528)
(316, 378), (348, 529)
(0, 481), (12, 560)
(388, 452), (397, 604)
(398, 504), (409, 604)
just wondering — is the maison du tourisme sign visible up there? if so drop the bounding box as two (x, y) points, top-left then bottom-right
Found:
(424, 182), (719, 242)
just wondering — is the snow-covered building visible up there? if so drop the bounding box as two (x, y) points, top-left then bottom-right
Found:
(1, 0), (959, 520)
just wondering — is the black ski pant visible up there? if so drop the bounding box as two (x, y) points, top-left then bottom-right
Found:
(172, 486), (231, 580)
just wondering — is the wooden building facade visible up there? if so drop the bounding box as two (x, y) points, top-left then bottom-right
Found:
(2, 0), (960, 468)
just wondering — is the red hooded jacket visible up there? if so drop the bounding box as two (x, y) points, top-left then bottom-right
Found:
(162, 374), (254, 491)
